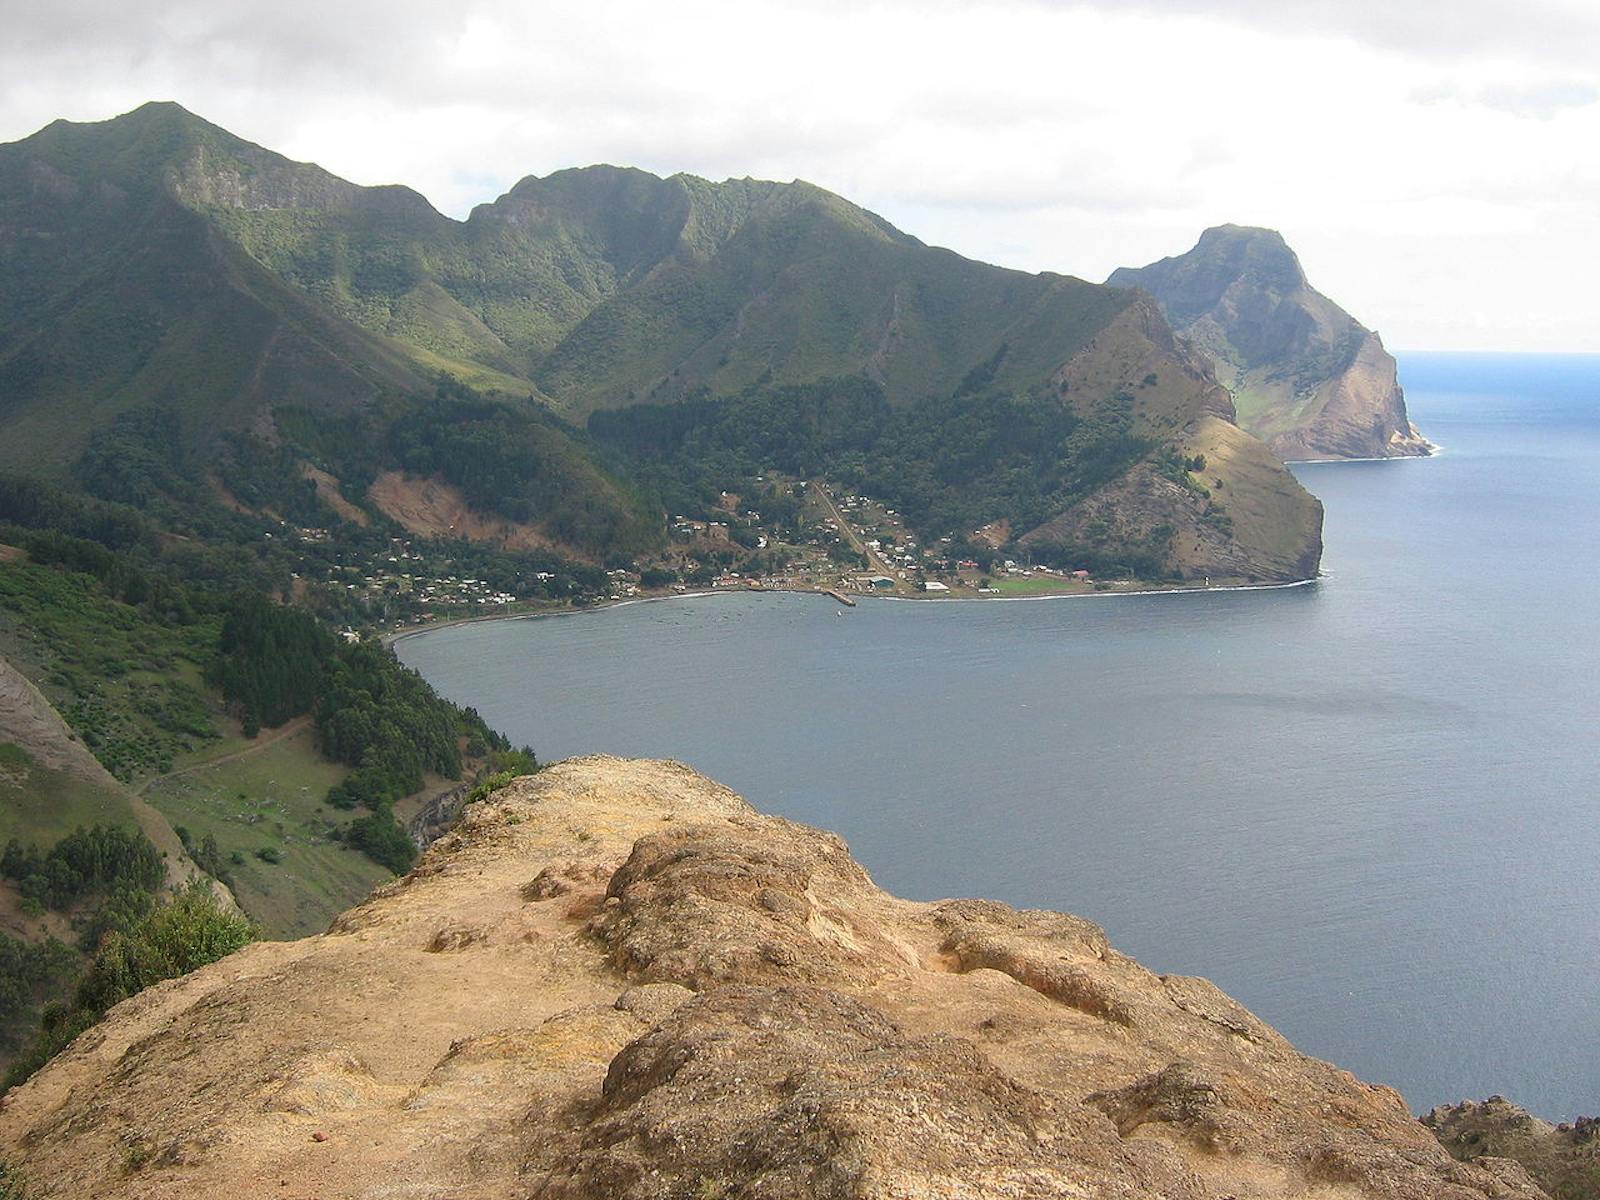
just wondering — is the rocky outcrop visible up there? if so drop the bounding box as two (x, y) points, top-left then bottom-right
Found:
(1427, 1097), (1599, 1199)
(1110, 226), (1434, 461)
(0, 757), (1545, 1198)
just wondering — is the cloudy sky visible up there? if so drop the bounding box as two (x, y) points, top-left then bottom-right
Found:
(3, 0), (1596, 351)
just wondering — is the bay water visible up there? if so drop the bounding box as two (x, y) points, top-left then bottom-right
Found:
(397, 352), (1600, 1120)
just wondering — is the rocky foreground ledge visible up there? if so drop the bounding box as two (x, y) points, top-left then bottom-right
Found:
(0, 758), (1547, 1198)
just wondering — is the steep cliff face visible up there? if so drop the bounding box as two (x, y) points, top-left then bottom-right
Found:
(1109, 226), (1433, 461)
(0, 757), (1543, 1198)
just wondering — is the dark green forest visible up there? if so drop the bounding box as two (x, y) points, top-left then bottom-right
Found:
(208, 594), (518, 872)
(0, 823), (178, 1060)
(0, 825), (163, 914)
(589, 371), (1157, 544)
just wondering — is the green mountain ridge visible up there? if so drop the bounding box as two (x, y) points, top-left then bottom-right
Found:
(0, 102), (1323, 582)
(0, 104), (434, 473)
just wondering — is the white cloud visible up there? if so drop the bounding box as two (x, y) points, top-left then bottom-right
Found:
(0, 0), (1594, 350)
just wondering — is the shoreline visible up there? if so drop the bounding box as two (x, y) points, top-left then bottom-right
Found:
(1287, 444), (1443, 465)
(386, 574), (1319, 645)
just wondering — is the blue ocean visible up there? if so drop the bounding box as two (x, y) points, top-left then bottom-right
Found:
(397, 352), (1600, 1120)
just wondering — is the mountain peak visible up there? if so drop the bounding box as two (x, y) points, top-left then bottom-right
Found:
(1198, 222), (1289, 245)
(1111, 227), (1432, 461)
(1184, 224), (1307, 290)
(123, 99), (201, 120)
(53, 99), (229, 144)
(4, 98), (258, 194)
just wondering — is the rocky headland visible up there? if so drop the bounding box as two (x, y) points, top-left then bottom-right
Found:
(0, 756), (1550, 1198)
(1111, 226), (1434, 462)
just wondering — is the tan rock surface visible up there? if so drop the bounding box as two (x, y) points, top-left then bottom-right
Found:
(0, 757), (1547, 1198)
(367, 469), (559, 553)
(1426, 1097), (1599, 1199)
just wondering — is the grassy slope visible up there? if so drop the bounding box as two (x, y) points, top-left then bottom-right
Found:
(0, 558), (428, 938)
(0, 744), (139, 849)
(140, 728), (387, 939)
(132, 106), (1137, 426)
(1176, 415), (1324, 578)
(0, 107), (657, 557)
(532, 184), (1133, 419)
(1230, 377), (1326, 441)
(0, 108), (434, 476)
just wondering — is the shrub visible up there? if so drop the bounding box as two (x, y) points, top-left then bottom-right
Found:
(344, 807), (416, 875)
(71, 884), (255, 1015)
(0, 1158), (31, 1199)
(4, 884), (254, 1090)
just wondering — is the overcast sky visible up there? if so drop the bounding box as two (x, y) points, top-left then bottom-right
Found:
(2, 0), (1596, 351)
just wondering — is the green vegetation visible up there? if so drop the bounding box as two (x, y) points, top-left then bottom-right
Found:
(987, 576), (1086, 596)
(0, 1158), (30, 1199)
(463, 768), (524, 807)
(175, 825), (234, 888)
(1023, 533), (1176, 583)
(4, 883), (254, 1090)
(0, 824), (178, 1064)
(316, 638), (486, 810)
(386, 381), (659, 554)
(0, 745), (138, 850)
(315, 639), (504, 875)
(204, 592), (508, 874)
(235, 379), (661, 562)
(0, 825), (163, 913)
(0, 935), (77, 1052)
(591, 376), (1157, 561)
(0, 559), (219, 780)
(342, 809), (417, 874)
(210, 595), (335, 729)
(141, 730), (386, 938)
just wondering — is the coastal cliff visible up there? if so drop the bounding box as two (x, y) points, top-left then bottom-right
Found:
(1110, 226), (1433, 462)
(0, 757), (1545, 1198)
